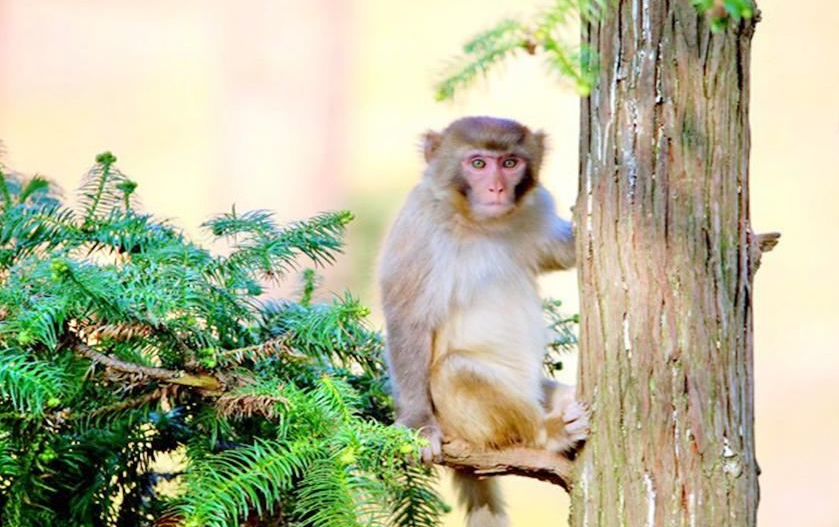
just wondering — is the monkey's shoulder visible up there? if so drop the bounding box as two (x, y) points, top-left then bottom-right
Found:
(379, 183), (560, 302)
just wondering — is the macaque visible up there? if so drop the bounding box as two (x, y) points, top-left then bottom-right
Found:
(379, 116), (588, 527)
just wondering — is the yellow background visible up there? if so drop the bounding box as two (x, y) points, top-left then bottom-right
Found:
(1, 1), (837, 525)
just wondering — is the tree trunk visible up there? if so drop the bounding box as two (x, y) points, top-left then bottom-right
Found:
(571, 2), (760, 526)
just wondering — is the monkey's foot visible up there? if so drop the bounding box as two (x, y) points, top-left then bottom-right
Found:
(541, 400), (590, 454)
(442, 438), (473, 458)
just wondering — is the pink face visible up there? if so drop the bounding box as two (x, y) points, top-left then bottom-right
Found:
(460, 150), (527, 218)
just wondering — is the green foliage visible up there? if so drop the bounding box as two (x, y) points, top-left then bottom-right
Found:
(435, 0), (605, 100)
(0, 154), (449, 526)
(543, 299), (578, 375)
(0, 350), (70, 414)
(692, 0), (756, 32)
(436, 0), (755, 100)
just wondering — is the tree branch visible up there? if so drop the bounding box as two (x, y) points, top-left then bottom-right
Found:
(439, 442), (574, 490)
(74, 342), (223, 392)
(750, 231), (781, 274)
(756, 231), (780, 253)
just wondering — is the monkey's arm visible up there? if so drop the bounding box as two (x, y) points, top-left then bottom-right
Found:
(383, 310), (442, 462)
(384, 317), (436, 419)
(531, 187), (576, 272)
(379, 198), (442, 462)
(537, 214), (575, 272)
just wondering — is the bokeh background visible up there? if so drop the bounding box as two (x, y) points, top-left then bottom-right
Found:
(1, 0), (837, 525)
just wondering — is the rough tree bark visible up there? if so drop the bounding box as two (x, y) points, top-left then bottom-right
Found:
(571, 1), (762, 526)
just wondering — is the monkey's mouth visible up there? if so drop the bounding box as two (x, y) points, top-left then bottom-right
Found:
(473, 202), (514, 218)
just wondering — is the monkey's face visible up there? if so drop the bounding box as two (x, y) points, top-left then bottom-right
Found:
(423, 116), (545, 221)
(459, 150), (528, 219)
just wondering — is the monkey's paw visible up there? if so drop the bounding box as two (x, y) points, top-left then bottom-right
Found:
(542, 400), (590, 454)
(442, 438), (472, 458)
(418, 424), (444, 465)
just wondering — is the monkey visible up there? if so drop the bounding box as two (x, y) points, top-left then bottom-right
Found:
(378, 116), (588, 527)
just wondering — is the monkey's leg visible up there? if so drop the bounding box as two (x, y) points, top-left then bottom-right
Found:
(539, 379), (590, 454)
(430, 352), (544, 450)
(431, 353), (532, 527)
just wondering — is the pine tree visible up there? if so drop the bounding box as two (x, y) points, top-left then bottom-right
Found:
(0, 152), (454, 526)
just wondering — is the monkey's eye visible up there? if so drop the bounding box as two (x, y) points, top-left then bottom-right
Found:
(471, 158), (486, 169)
(502, 158), (518, 169)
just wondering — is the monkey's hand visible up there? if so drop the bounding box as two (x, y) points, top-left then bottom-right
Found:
(396, 415), (444, 464)
(541, 400), (590, 454)
(417, 423), (444, 464)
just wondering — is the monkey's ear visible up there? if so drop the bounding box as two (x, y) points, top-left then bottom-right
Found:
(423, 131), (443, 163)
(533, 130), (548, 153)
(526, 130), (548, 176)
(531, 130), (548, 168)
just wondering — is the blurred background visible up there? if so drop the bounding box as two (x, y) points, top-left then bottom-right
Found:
(1, 0), (837, 525)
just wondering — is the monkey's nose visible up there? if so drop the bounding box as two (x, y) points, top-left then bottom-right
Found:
(488, 179), (506, 194)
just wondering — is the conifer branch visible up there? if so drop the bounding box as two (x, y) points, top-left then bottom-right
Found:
(216, 336), (309, 365)
(0, 167), (12, 208)
(86, 388), (166, 418)
(74, 342), (223, 392)
(215, 392), (289, 420)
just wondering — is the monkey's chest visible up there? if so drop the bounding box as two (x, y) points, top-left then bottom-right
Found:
(428, 238), (546, 364)
(434, 274), (547, 370)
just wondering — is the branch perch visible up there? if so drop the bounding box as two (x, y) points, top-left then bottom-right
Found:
(439, 443), (574, 490)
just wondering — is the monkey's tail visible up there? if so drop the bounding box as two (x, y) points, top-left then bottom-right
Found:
(452, 470), (510, 527)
